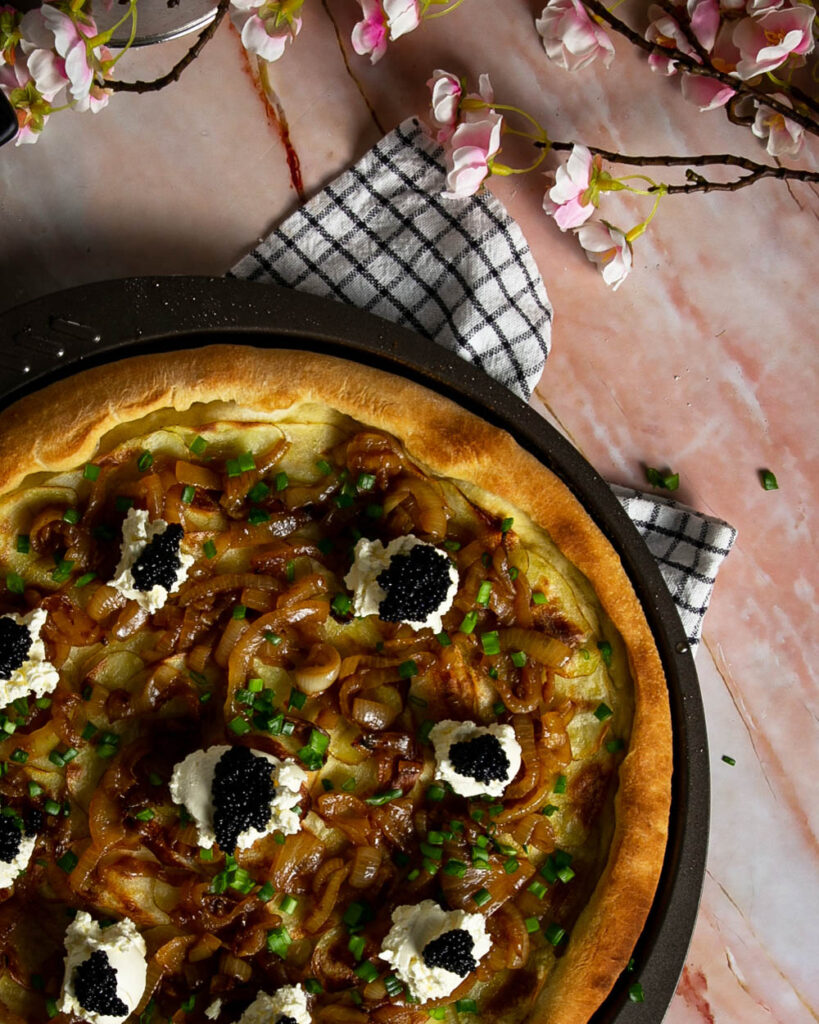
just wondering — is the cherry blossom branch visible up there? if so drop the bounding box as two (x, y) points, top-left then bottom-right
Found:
(582, 0), (819, 133)
(107, 0), (230, 93)
(541, 140), (819, 192)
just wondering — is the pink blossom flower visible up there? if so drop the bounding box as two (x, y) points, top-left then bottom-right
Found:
(428, 69), (462, 143)
(543, 145), (598, 230)
(733, 4), (815, 80)
(535, 0), (615, 72)
(746, 0), (783, 14)
(351, 0), (420, 64)
(441, 109), (503, 199)
(680, 72), (735, 109)
(40, 4), (101, 104)
(576, 221), (633, 290)
(688, 0), (719, 51)
(751, 93), (804, 156)
(26, 45), (68, 102)
(230, 2), (302, 63)
(645, 4), (697, 74)
(0, 56), (52, 144)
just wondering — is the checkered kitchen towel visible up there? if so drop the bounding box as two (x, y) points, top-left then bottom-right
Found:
(230, 117), (736, 649)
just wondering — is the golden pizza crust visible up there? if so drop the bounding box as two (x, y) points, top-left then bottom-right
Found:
(0, 346), (671, 1023)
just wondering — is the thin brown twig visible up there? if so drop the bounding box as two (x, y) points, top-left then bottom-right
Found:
(107, 0), (230, 93)
(655, 0), (709, 64)
(582, 0), (819, 133)
(541, 140), (819, 193)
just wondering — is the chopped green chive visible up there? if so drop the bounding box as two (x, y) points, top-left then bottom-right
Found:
(274, 471), (289, 492)
(443, 859), (467, 878)
(247, 480), (270, 503)
(288, 688), (306, 711)
(357, 473), (376, 491)
(266, 631), (282, 646)
(509, 566), (519, 580)
(28, 781), (44, 797)
(81, 723), (97, 741)
(503, 857), (519, 874)
(280, 894), (298, 914)
(426, 783), (445, 802)
(341, 778), (356, 793)
(304, 979), (323, 995)
(628, 982), (645, 1003)
(476, 580), (492, 606)
(760, 468), (778, 490)
(365, 788), (402, 806)
(238, 452), (256, 473)
(511, 650), (527, 668)
(398, 659), (418, 679)
(553, 774), (567, 794)
(15, 534), (30, 554)
(459, 610), (478, 634)
(645, 466), (679, 491)
(528, 879), (548, 900)
(6, 571), (24, 594)
(232, 604), (247, 620)
(181, 995), (196, 1013)
(57, 850), (78, 873)
(181, 484), (195, 504)
(199, 846), (214, 862)
(436, 631), (451, 647)
(524, 916), (540, 933)
(348, 934), (366, 960)
(456, 999), (478, 1013)
(228, 716), (251, 736)
(248, 508), (271, 525)
(45, 997), (59, 1019)
(135, 808), (155, 822)
(354, 961), (379, 983)
(721, 754), (736, 766)
(51, 559), (74, 584)
(44, 798), (61, 816)
(532, 591), (547, 605)
(480, 630), (501, 656)
(545, 923), (566, 946)
(137, 451), (153, 472)
(258, 881), (275, 902)
(428, 1010), (446, 1021)
(203, 539), (217, 559)
(266, 925), (291, 958)
(332, 593), (351, 615)
(557, 865), (576, 883)
(419, 720), (435, 745)
(83, 463), (101, 481)
(384, 974), (403, 997)
(316, 458), (333, 476)
(225, 458), (242, 478)
(541, 803), (558, 817)
(74, 572), (97, 589)
(9, 748), (28, 764)
(598, 640), (613, 666)
(472, 887), (491, 907)
(189, 435), (208, 456)
(594, 702), (613, 722)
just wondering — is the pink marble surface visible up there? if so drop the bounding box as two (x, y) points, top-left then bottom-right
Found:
(1, 2), (817, 1020)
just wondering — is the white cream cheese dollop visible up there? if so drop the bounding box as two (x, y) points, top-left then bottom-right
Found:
(0, 822), (36, 890)
(380, 900), (491, 1002)
(169, 746), (307, 850)
(0, 607), (59, 708)
(430, 720), (522, 798)
(237, 985), (311, 1024)
(344, 534), (458, 632)
(59, 911), (147, 1024)
(110, 507), (194, 613)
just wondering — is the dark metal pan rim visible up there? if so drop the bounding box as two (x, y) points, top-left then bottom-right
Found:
(0, 276), (709, 1024)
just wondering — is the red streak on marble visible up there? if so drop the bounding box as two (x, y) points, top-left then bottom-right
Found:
(677, 966), (716, 1024)
(234, 34), (305, 201)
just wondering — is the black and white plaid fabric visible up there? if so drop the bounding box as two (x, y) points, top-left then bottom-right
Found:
(230, 118), (551, 400)
(230, 117), (736, 650)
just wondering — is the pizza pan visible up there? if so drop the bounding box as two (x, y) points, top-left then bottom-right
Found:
(0, 276), (708, 1024)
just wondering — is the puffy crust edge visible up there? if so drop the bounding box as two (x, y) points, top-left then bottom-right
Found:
(0, 346), (671, 1024)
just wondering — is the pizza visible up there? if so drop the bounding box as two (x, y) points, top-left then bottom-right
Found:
(0, 346), (671, 1024)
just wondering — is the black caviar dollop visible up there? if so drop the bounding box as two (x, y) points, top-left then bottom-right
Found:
(449, 732), (510, 785)
(376, 542), (453, 624)
(73, 949), (128, 1018)
(0, 616), (32, 680)
(212, 746), (276, 852)
(422, 928), (477, 977)
(130, 523), (184, 592)
(0, 813), (23, 864)
(276, 1017), (298, 1024)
